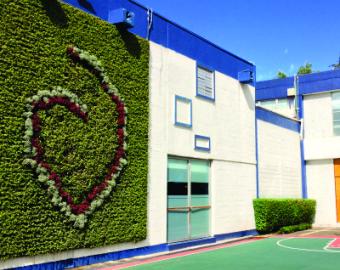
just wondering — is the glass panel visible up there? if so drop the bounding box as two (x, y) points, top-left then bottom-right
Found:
(332, 92), (340, 136)
(167, 211), (189, 242)
(190, 208), (209, 239)
(168, 195), (188, 208)
(191, 183), (208, 195)
(168, 182), (188, 195)
(261, 99), (276, 110)
(277, 98), (289, 109)
(191, 160), (209, 183)
(168, 159), (188, 183)
(191, 195), (209, 207)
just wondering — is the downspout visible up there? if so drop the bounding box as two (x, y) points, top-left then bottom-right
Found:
(295, 75), (308, 198)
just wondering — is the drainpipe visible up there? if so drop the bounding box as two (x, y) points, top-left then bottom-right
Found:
(295, 74), (308, 198)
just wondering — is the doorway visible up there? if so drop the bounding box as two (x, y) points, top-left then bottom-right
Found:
(334, 159), (340, 223)
(167, 158), (210, 242)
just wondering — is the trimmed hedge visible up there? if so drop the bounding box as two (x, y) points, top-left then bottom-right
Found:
(278, 223), (312, 234)
(0, 0), (149, 260)
(253, 199), (316, 233)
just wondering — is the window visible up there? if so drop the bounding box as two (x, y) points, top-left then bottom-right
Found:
(174, 95), (192, 128)
(167, 158), (210, 242)
(257, 97), (296, 118)
(197, 66), (215, 100)
(332, 92), (340, 136)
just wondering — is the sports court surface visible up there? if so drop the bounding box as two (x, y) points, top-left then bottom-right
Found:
(77, 228), (340, 270)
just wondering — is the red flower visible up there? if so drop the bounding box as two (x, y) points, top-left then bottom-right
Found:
(66, 46), (74, 55)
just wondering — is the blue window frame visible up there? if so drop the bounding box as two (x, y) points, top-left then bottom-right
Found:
(194, 135), (211, 152)
(175, 95), (193, 128)
(196, 64), (215, 101)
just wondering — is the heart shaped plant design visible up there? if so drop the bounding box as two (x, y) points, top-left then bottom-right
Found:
(23, 46), (127, 228)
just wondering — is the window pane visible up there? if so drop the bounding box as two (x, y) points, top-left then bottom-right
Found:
(168, 182), (188, 195)
(168, 159), (188, 183)
(191, 183), (208, 195)
(197, 66), (214, 99)
(332, 92), (340, 136)
(191, 160), (209, 183)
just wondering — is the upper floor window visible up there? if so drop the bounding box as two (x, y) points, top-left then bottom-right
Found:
(332, 92), (340, 135)
(197, 66), (215, 100)
(256, 97), (296, 118)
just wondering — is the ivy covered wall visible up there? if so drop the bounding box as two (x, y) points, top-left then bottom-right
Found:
(0, 0), (149, 260)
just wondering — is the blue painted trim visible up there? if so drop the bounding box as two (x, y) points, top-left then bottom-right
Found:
(13, 243), (169, 270)
(168, 237), (216, 251)
(256, 70), (340, 101)
(256, 77), (294, 101)
(174, 95), (192, 128)
(298, 95), (308, 198)
(194, 135), (211, 152)
(196, 64), (216, 102)
(214, 229), (258, 242)
(10, 229), (257, 270)
(256, 107), (300, 133)
(61, 0), (255, 85)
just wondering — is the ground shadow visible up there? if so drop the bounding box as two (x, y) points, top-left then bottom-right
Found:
(41, 0), (68, 27)
(116, 25), (141, 59)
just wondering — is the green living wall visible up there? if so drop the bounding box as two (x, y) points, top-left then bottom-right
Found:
(0, 0), (149, 260)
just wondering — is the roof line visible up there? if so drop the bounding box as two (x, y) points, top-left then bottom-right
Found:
(128, 0), (254, 66)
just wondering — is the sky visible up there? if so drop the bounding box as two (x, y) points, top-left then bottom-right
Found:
(136, 0), (340, 81)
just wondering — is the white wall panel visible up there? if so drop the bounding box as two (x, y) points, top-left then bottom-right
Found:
(306, 160), (338, 226)
(257, 120), (302, 198)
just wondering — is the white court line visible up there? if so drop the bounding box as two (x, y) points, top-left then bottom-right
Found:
(276, 238), (340, 253)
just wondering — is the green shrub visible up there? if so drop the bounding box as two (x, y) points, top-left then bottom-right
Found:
(253, 199), (316, 233)
(278, 223), (312, 234)
(0, 0), (149, 260)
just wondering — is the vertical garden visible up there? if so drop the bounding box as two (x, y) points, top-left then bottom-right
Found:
(0, 0), (149, 260)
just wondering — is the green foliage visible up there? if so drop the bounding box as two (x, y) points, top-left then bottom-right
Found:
(278, 223), (312, 234)
(0, 0), (149, 260)
(253, 199), (316, 234)
(277, 71), (287, 79)
(297, 63), (313, 75)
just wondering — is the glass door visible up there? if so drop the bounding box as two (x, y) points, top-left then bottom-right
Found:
(167, 158), (210, 242)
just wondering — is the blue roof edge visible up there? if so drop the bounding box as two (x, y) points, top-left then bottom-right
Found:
(61, 0), (255, 84)
(256, 69), (340, 100)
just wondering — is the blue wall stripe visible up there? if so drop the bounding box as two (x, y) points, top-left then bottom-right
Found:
(256, 77), (294, 101)
(61, 0), (255, 84)
(256, 107), (300, 133)
(11, 229), (257, 270)
(214, 229), (258, 242)
(256, 70), (340, 101)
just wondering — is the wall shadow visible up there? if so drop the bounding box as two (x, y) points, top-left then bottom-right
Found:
(116, 25), (141, 59)
(41, 0), (68, 27)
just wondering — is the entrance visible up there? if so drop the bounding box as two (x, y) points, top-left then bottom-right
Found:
(334, 159), (340, 223)
(167, 158), (210, 242)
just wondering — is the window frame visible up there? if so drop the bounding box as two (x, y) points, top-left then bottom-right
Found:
(332, 91), (340, 136)
(196, 64), (215, 101)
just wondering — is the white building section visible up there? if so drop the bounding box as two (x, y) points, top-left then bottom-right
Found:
(306, 160), (338, 226)
(304, 93), (340, 160)
(149, 41), (257, 243)
(257, 120), (302, 198)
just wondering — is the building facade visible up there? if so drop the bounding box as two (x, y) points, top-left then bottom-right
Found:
(256, 70), (340, 227)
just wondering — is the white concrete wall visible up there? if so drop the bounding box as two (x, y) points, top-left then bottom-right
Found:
(302, 92), (340, 226)
(304, 92), (340, 160)
(150, 41), (257, 238)
(211, 161), (256, 234)
(306, 160), (338, 226)
(257, 120), (302, 198)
